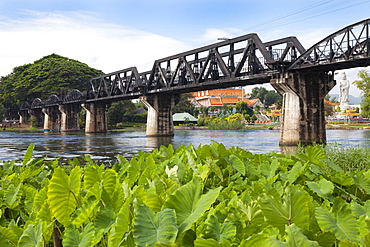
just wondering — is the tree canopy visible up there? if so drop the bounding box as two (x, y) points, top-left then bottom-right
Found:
(172, 94), (195, 115)
(353, 69), (370, 117)
(249, 86), (282, 106)
(0, 54), (104, 105)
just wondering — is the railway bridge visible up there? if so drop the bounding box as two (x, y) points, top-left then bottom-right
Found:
(18, 18), (370, 145)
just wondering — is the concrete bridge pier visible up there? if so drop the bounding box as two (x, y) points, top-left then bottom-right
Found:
(59, 104), (81, 132)
(82, 102), (110, 133)
(42, 106), (60, 131)
(18, 110), (30, 124)
(271, 71), (336, 146)
(140, 95), (176, 136)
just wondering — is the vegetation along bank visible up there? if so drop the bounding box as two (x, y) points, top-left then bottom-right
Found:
(0, 143), (369, 246)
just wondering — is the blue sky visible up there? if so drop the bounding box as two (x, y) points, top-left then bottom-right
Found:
(1, 0), (370, 96)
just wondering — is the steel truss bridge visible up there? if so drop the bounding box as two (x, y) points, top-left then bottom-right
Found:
(21, 18), (370, 110)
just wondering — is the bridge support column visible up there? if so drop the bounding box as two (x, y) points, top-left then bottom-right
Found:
(82, 102), (110, 133)
(18, 110), (30, 124)
(140, 95), (176, 136)
(271, 71), (335, 146)
(42, 106), (60, 131)
(59, 104), (81, 132)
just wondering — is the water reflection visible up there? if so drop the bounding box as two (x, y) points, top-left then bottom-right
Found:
(0, 129), (369, 162)
(146, 136), (173, 149)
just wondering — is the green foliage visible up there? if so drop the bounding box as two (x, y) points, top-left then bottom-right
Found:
(172, 93), (195, 115)
(197, 117), (212, 126)
(235, 101), (254, 116)
(27, 117), (38, 128)
(249, 86), (281, 106)
(226, 113), (242, 123)
(0, 103), (5, 120)
(1, 143), (370, 246)
(353, 69), (370, 117)
(0, 54), (103, 105)
(133, 206), (178, 246)
(107, 100), (136, 127)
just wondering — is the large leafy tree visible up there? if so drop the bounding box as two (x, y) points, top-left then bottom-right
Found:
(107, 101), (136, 126)
(353, 69), (370, 117)
(0, 54), (104, 105)
(249, 86), (281, 106)
(172, 93), (195, 115)
(250, 87), (268, 101)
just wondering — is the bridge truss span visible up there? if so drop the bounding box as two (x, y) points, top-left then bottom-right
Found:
(143, 34), (305, 95)
(85, 34), (306, 101)
(289, 18), (370, 71)
(86, 67), (145, 103)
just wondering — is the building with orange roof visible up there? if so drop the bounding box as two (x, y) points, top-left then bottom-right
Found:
(190, 88), (264, 110)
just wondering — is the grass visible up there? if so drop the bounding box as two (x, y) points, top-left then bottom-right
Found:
(323, 145), (370, 171)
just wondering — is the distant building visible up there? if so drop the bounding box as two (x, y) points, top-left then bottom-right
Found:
(172, 112), (198, 125)
(189, 88), (264, 111)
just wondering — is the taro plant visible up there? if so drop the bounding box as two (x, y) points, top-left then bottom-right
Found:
(0, 143), (369, 246)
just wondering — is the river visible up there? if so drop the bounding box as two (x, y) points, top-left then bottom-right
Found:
(0, 129), (369, 162)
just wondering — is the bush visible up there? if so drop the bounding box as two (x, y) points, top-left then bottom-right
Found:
(226, 113), (242, 123)
(197, 117), (212, 126)
(207, 120), (244, 130)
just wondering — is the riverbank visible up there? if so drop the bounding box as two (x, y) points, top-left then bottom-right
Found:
(2, 122), (370, 132)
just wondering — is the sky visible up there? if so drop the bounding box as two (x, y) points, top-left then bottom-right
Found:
(1, 0), (370, 97)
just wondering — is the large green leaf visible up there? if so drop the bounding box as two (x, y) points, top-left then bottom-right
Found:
(71, 196), (98, 228)
(203, 215), (236, 243)
(63, 223), (95, 247)
(285, 224), (319, 247)
(286, 162), (305, 184)
(47, 167), (81, 226)
(315, 198), (359, 242)
(0, 226), (19, 246)
(296, 146), (326, 167)
(102, 169), (118, 195)
(5, 183), (21, 209)
(163, 177), (221, 233)
(22, 143), (35, 167)
(194, 238), (220, 246)
(108, 197), (132, 247)
(306, 178), (334, 200)
(258, 185), (311, 233)
(138, 156), (157, 185)
(133, 205), (178, 247)
(95, 205), (116, 233)
(83, 166), (102, 190)
(351, 171), (370, 195)
(225, 155), (245, 176)
(18, 221), (43, 247)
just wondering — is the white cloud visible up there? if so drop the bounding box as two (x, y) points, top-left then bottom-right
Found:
(197, 27), (244, 44)
(0, 11), (190, 76)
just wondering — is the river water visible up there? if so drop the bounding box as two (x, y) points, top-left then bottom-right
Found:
(0, 129), (369, 162)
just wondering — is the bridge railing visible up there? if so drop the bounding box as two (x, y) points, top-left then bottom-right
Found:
(289, 18), (370, 71)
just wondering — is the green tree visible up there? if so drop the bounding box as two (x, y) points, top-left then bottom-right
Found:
(172, 94), (195, 114)
(353, 69), (370, 117)
(250, 87), (281, 106)
(107, 100), (136, 127)
(264, 90), (282, 106)
(235, 101), (253, 116)
(0, 54), (104, 105)
(199, 106), (209, 117)
(0, 103), (5, 120)
(250, 87), (268, 101)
